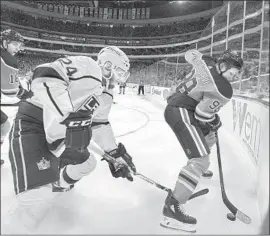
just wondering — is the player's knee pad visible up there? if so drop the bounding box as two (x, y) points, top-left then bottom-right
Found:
(1, 119), (11, 142)
(76, 153), (97, 176)
(187, 155), (210, 176)
(64, 153), (97, 183)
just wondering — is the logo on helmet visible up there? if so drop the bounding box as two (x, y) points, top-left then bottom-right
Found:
(106, 46), (122, 57)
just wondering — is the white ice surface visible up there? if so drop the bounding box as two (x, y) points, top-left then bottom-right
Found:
(1, 88), (261, 234)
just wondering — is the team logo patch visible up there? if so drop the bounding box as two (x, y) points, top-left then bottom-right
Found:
(37, 157), (51, 170)
(78, 95), (100, 113)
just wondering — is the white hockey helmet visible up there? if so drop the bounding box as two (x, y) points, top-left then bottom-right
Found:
(97, 46), (130, 83)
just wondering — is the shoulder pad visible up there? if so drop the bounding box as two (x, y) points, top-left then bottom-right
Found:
(68, 56), (102, 79)
(185, 49), (202, 63)
(32, 65), (65, 81)
(1, 48), (18, 69)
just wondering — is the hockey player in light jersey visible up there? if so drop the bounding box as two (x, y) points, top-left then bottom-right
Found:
(1, 29), (24, 165)
(161, 49), (243, 232)
(3, 46), (135, 233)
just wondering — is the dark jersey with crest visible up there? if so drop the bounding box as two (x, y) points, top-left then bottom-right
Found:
(1, 47), (19, 96)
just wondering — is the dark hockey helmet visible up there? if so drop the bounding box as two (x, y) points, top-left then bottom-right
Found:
(217, 49), (244, 71)
(1, 29), (24, 43)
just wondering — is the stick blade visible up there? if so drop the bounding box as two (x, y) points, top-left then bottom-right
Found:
(236, 210), (252, 224)
(188, 188), (209, 200)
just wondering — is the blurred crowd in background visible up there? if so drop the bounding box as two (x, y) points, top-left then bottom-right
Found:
(1, 7), (210, 38)
(1, 0), (268, 103)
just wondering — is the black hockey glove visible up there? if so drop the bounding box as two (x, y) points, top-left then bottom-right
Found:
(61, 110), (92, 153)
(104, 143), (136, 182)
(16, 86), (33, 100)
(207, 114), (222, 131)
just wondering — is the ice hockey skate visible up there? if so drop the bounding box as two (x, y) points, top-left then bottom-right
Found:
(160, 190), (197, 233)
(202, 170), (213, 179)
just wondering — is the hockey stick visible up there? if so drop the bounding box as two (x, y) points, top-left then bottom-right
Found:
(1, 103), (19, 107)
(133, 171), (209, 201)
(215, 132), (251, 224)
(89, 141), (209, 201)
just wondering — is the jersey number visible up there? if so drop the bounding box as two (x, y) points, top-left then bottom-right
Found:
(58, 58), (78, 77)
(9, 74), (18, 84)
(177, 69), (197, 94)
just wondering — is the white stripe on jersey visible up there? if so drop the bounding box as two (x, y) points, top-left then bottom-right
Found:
(195, 106), (214, 119)
(179, 108), (208, 157)
(10, 122), (20, 194)
(181, 168), (200, 182)
(18, 119), (28, 191)
(182, 108), (208, 156)
(50, 140), (66, 158)
(177, 179), (195, 192)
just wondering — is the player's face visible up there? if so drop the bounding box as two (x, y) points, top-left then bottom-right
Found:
(101, 61), (130, 83)
(222, 67), (242, 81)
(113, 67), (130, 83)
(7, 41), (24, 55)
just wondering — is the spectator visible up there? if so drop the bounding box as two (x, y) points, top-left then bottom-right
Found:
(1, 7), (210, 38)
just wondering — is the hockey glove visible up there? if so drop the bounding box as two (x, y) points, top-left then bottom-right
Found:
(61, 111), (92, 153)
(16, 86), (33, 100)
(207, 114), (222, 131)
(104, 143), (136, 182)
(16, 77), (33, 100)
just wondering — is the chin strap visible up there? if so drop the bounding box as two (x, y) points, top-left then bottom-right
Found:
(102, 76), (116, 90)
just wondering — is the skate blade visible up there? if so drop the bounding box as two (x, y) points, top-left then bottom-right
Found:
(160, 216), (196, 233)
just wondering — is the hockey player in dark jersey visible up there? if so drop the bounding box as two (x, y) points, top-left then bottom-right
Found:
(160, 49), (244, 232)
(1, 29), (24, 165)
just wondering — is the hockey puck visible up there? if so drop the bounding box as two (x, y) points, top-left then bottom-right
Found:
(227, 213), (236, 221)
